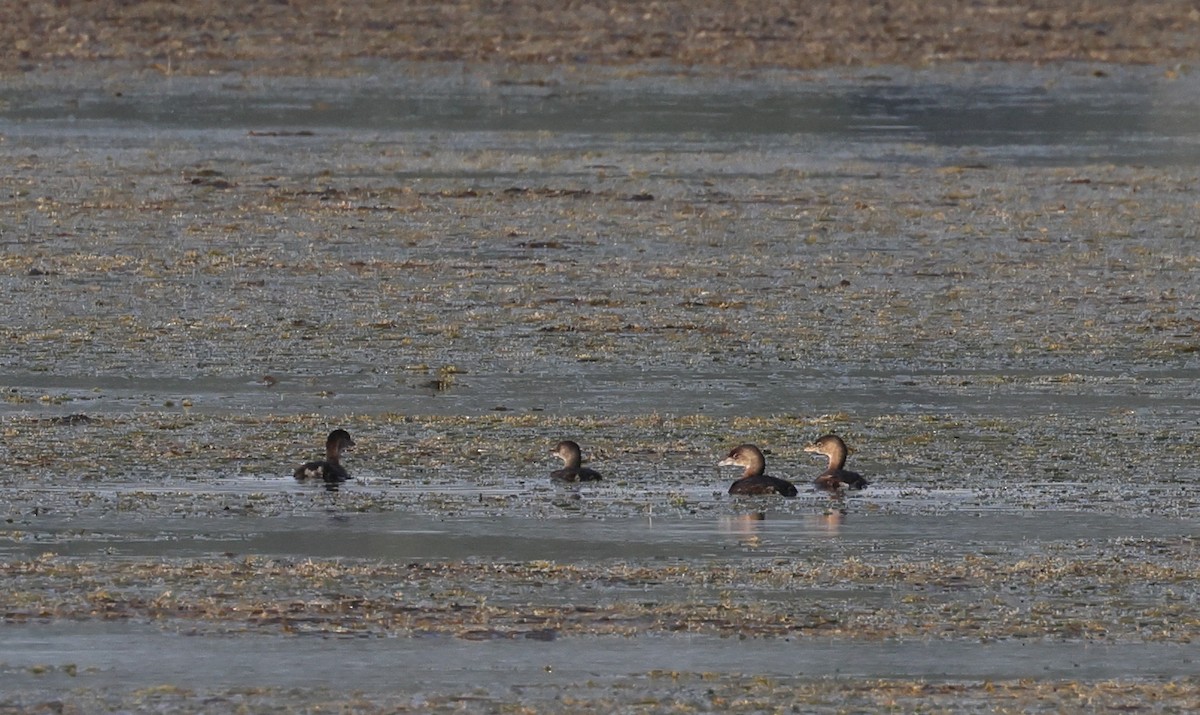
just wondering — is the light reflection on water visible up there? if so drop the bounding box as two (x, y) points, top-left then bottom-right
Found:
(2, 365), (1198, 419)
(4, 505), (1194, 562)
(3, 64), (1199, 166)
(3, 623), (1198, 692)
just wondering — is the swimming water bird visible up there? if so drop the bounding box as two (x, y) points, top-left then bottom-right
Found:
(718, 444), (798, 497)
(549, 440), (603, 482)
(804, 434), (868, 490)
(294, 429), (355, 483)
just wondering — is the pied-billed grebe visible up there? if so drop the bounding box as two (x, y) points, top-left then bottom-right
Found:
(718, 444), (798, 497)
(294, 429), (355, 483)
(804, 434), (868, 490)
(550, 440), (602, 482)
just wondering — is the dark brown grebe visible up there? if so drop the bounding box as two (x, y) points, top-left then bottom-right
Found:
(804, 434), (868, 490)
(550, 440), (602, 482)
(294, 429), (355, 483)
(718, 444), (798, 497)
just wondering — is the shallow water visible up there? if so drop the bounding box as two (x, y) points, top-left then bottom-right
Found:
(3, 507), (1197, 562)
(4, 63), (1200, 165)
(5, 624), (1197, 691)
(2, 62), (1199, 710)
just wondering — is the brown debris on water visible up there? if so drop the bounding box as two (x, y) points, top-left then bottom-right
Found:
(1, 1), (1197, 74)
(3, 541), (1197, 642)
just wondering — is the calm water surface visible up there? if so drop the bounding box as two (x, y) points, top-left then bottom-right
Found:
(2, 63), (1198, 705)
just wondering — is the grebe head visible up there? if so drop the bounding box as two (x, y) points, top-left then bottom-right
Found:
(718, 443), (766, 476)
(551, 440), (583, 466)
(804, 434), (847, 458)
(326, 429), (355, 457)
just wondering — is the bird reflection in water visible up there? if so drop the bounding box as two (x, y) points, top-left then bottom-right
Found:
(718, 512), (766, 547)
(718, 509), (848, 545)
(810, 508), (845, 534)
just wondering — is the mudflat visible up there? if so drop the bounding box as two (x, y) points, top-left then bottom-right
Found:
(3, 0), (1198, 74)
